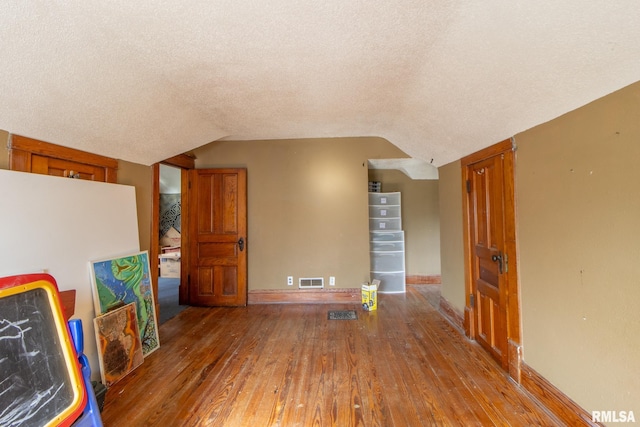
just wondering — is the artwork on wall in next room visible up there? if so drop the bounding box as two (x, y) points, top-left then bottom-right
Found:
(160, 194), (181, 235)
(90, 251), (160, 356)
(94, 302), (144, 387)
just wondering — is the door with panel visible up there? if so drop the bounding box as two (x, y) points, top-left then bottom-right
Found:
(462, 139), (521, 378)
(31, 155), (106, 181)
(188, 168), (247, 306)
(467, 154), (508, 368)
(8, 134), (118, 182)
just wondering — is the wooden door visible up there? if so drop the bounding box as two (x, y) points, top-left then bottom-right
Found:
(188, 168), (247, 306)
(462, 139), (521, 377)
(32, 155), (106, 181)
(467, 155), (508, 367)
(9, 134), (118, 182)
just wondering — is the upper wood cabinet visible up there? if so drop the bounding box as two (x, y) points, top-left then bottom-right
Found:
(8, 135), (118, 183)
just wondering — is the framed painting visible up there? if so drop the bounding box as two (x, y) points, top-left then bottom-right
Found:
(90, 251), (160, 356)
(93, 302), (144, 387)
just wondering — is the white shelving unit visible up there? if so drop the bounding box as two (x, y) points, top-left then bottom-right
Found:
(368, 192), (406, 293)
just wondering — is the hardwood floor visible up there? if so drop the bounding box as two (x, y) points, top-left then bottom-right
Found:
(101, 285), (562, 426)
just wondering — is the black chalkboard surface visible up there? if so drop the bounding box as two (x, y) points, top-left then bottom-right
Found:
(0, 274), (86, 427)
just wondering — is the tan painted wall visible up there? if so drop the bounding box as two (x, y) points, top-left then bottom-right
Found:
(117, 160), (152, 253)
(193, 137), (408, 290)
(515, 81), (640, 413)
(437, 160), (465, 312)
(368, 169), (440, 276)
(437, 82), (640, 412)
(0, 130), (8, 169)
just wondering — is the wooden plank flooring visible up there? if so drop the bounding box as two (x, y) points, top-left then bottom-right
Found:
(101, 285), (563, 426)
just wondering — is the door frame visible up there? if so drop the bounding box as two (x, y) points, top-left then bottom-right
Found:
(461, 139), (522, 382)
(151, 154), (195, 316)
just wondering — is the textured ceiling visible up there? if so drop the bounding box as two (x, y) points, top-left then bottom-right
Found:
(368, 159), (439, 180)
(1, 2), (640, 167)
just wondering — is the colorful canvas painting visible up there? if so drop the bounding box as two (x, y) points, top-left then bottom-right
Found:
(93, 303), (144, 387)
(90, 251), (160, 356)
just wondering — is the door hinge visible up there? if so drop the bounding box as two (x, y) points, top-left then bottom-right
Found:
(469, 294), (475, 308)
(466, 179), (471, 193)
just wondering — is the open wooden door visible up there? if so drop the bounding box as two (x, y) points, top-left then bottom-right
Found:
(188, 168), (247, 306)
(462, 140), (522, 381)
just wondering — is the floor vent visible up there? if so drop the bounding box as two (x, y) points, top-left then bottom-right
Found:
(299, 277), (324, 289)
(328, 310), (357, 320)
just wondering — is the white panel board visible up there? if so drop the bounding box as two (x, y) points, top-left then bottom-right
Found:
(0, 169), (140, 380)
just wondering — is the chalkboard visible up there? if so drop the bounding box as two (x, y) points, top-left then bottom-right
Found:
(0, 275), (85, 427)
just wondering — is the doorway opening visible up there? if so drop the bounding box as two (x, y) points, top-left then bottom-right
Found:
(151, 154), (195, 324)
(157, 164), (188, 323)
(366, 159), (441, 289)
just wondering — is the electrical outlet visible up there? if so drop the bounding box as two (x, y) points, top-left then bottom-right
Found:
(287, 276), (293, 286)
(329, 276), (335, 286)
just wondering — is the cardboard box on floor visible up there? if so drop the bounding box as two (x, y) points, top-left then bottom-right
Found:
(159, 254), (180, 278)
(362, 279), (379, 311)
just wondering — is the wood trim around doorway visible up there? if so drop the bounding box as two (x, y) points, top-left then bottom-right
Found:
(461, 139), (522, 383)
(151, 164), (161, 317)
(162, 153), (196, 170)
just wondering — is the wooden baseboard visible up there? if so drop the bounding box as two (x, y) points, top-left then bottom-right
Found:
(438, 296), (464, 331)
(406, 275), (441, 285)
(436, 297), (597, 425)
(521, 363), (602, 426)
(248, 288), (361, 304)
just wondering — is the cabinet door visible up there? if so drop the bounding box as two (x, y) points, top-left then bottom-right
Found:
(32, 155), (106, 181)
(9, 135), (117, 183)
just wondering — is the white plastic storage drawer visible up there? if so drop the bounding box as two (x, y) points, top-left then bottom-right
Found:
(370, 241), (404, 252)
(370, 251), (405, 272)
(370, 231), (404, 242)
(369, 217), (402, 231)
(371, 272), (406, 293)
(368, 192), (401, 206)
(368, 205), (401, 218)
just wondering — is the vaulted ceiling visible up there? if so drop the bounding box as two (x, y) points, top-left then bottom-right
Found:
(1, 2), (639, 167)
